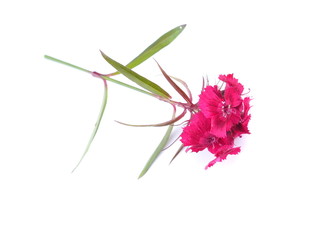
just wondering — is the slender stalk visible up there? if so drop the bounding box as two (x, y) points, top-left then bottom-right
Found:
(45, 55), (157, 98)
(44, 55), (91, 73)
(115, 108), (187, 127)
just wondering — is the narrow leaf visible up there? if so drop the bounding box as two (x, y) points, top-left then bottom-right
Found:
(169, 144), (185, 164)
(100, 51), (171, 99)
(109, 24), (186, 76)
(169, 75), (193, 102)
(72, 80), (108, 172)
(138, 108), (176, 179)
(116, 108), (186, 127)
(100, 75), (154, 97)
(155, 61), (192, 104)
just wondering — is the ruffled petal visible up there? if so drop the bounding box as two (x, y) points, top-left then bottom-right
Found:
(205, 157), (222, 169)
(219, 74), (244, 94)
(210, 116), (227, 138)
(180, 112), (213, 152)
(198, 85), (224, 118)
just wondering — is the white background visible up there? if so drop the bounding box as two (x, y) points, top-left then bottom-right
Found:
(1, 0), (319, 239)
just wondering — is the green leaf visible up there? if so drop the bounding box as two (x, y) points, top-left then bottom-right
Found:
(109, 24), (186, 75)
(138, 108), (176, 179)
(71, 80), (108, 173)
(100, 51), (171, 99)
(100, 75), (154, 97)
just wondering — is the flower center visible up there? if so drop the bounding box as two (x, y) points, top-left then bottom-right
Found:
(200, 133), (216, 146)
(207, 136), (216, 144)
(222, 103), (233, 118)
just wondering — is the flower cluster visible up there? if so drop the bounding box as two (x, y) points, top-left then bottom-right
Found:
(180, 74), (251, 169)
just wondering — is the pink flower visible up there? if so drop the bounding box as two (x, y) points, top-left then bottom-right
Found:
(180, 74), (251, 170)
(198, 81), (243, 137)
(180, 111), (216, 153)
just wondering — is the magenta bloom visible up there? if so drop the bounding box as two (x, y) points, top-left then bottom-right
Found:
(180, 74), (251, 169)
(180, 111), (216, 153)
(198, 74), (244, 137)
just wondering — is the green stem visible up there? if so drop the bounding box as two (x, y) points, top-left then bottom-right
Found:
(45, 55), (156, 98)
(44, 55), (91, 73)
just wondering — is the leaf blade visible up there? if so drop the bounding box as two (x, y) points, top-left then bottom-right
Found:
(126, 24), (186, 69)
(100, 75), (154, 97)
(138, 108), (176, 178)
(155, 61), (192, 104)
(109, 24), (186, 75)
(71, 80), (108, 172)
(169, 144), (185, 164)
(100, 51), (171, 99)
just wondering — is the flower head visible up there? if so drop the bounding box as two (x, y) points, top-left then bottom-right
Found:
(180, 74), (251, 169)
(198, 76), (244, 137)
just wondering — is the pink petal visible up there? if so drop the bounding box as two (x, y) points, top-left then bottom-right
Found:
(198, 85), (224, 118)
(205, 157), (222, 170)
(210, 117), (227, 138)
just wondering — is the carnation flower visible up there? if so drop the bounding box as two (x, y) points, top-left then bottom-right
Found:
(45, 24), (251, 178)
(198, 74), (244, 138)
(181, 74), (251, 169)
